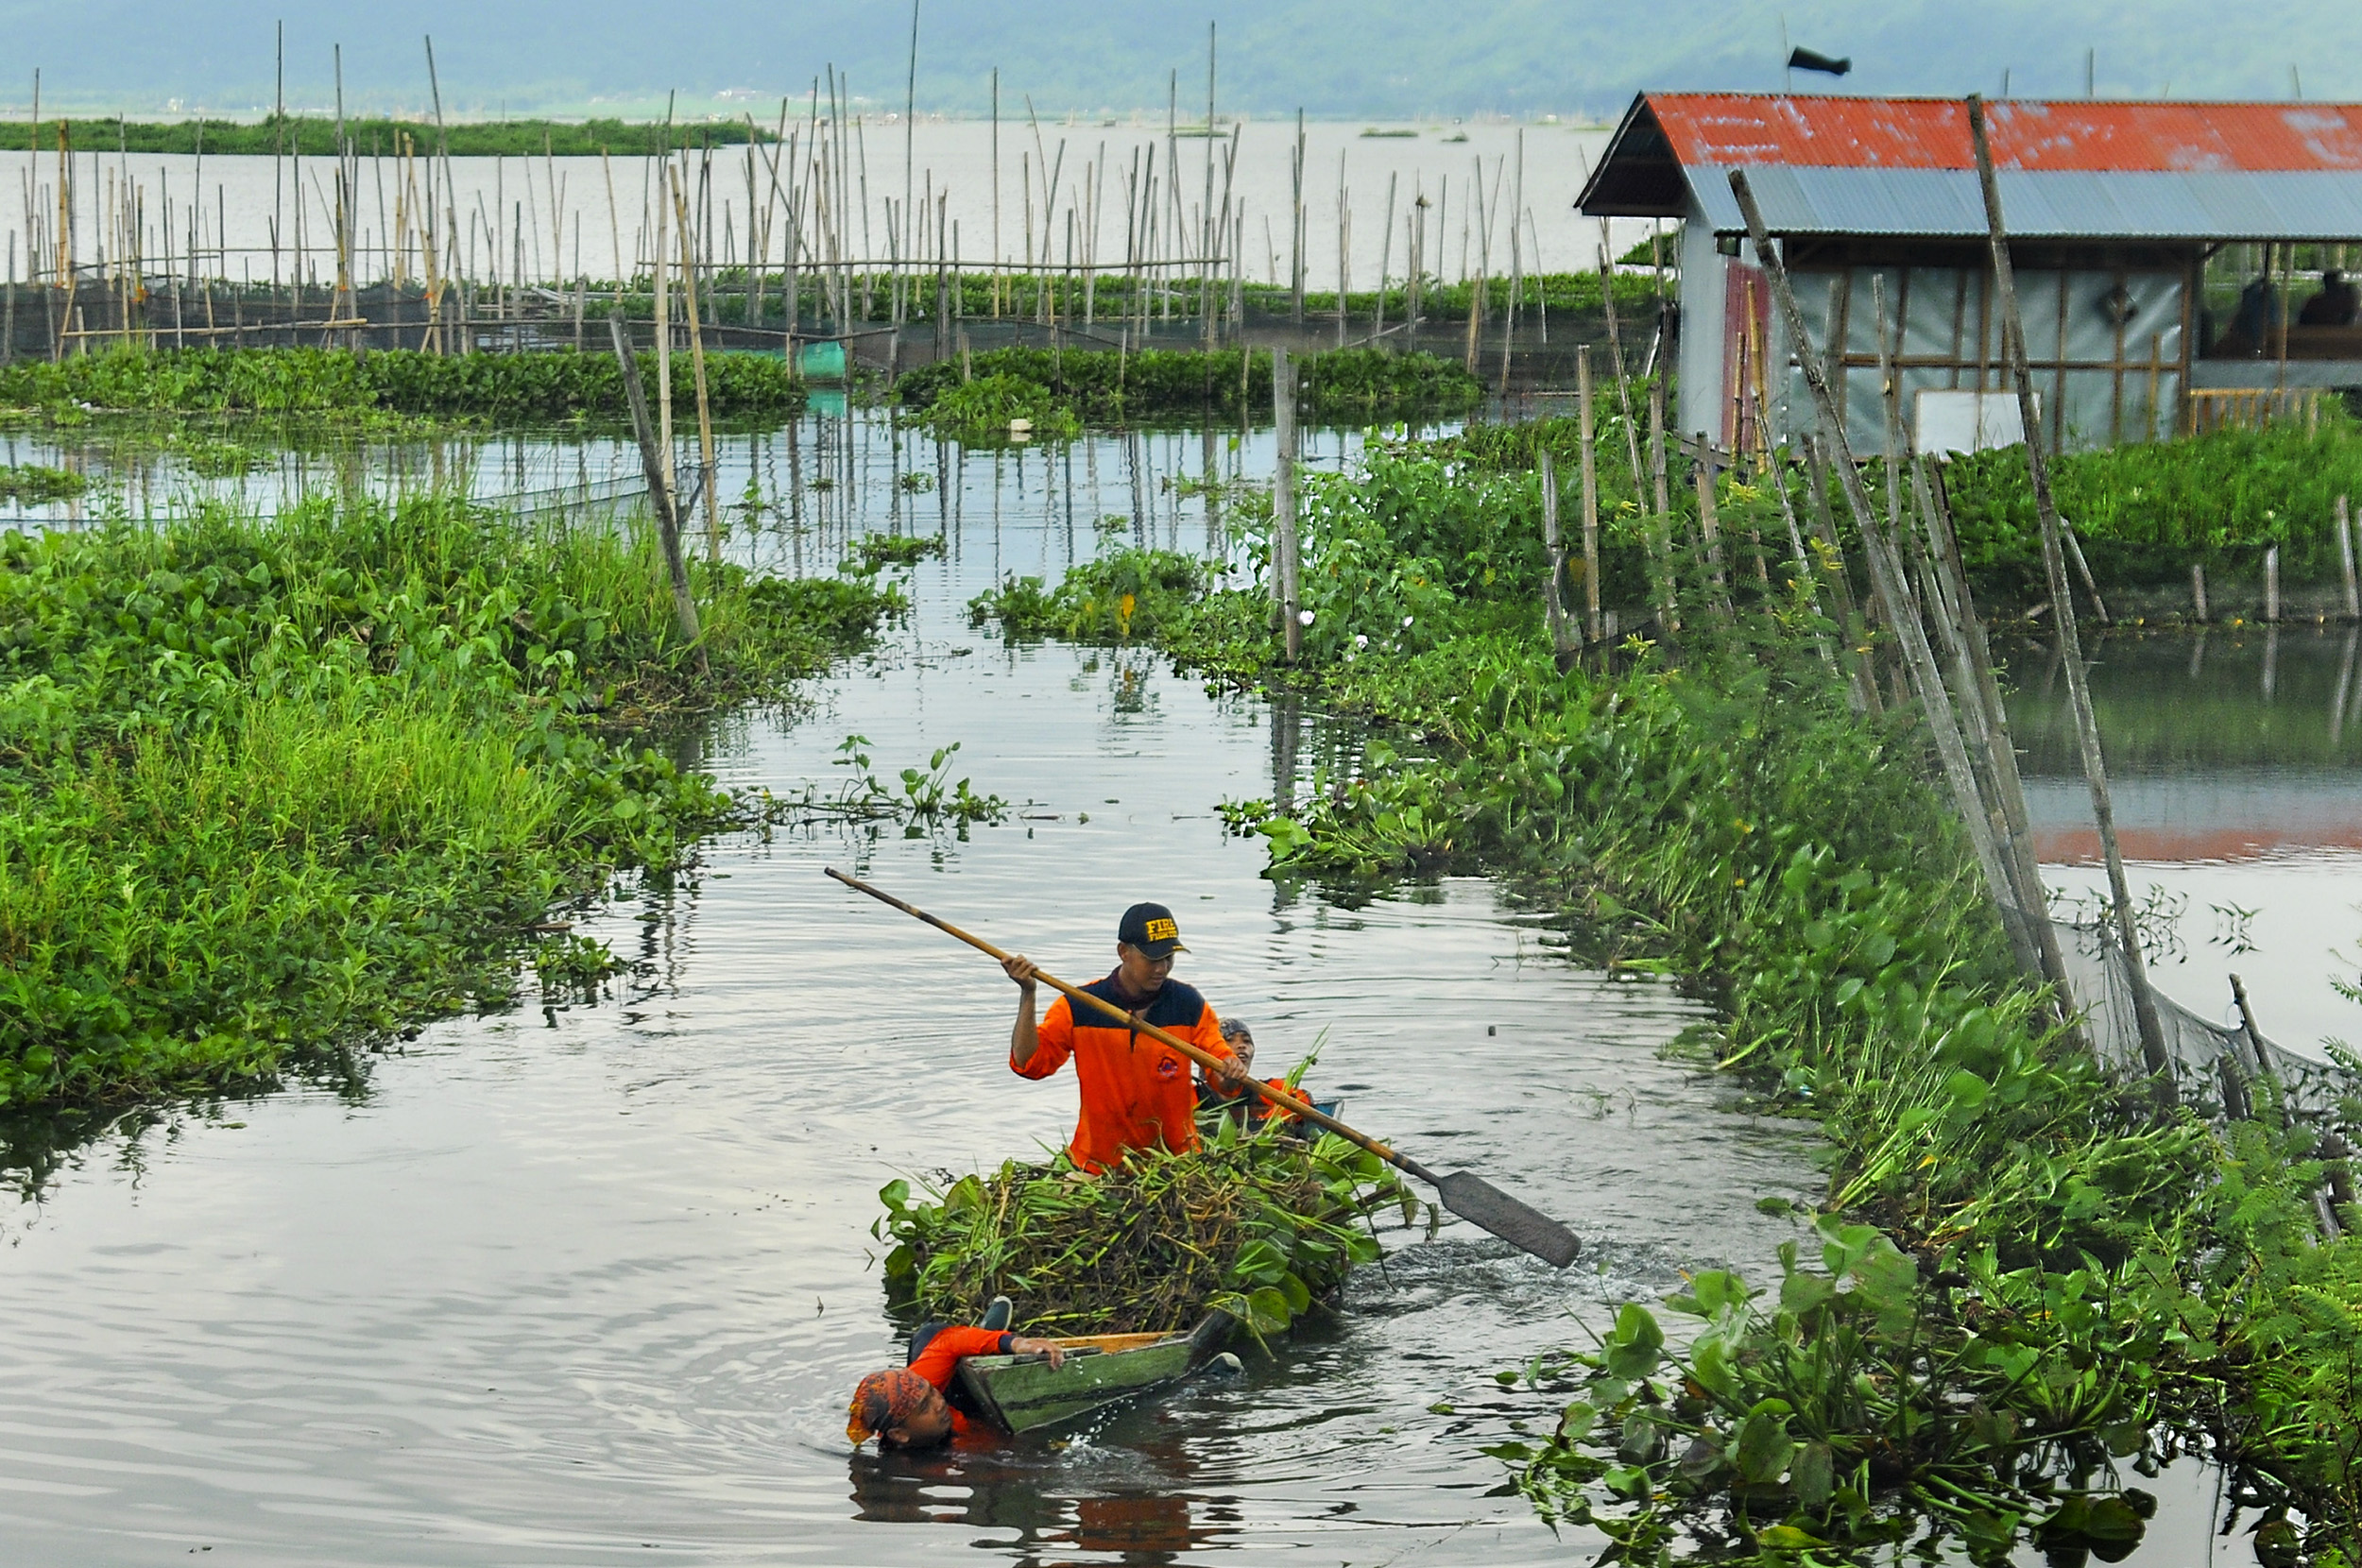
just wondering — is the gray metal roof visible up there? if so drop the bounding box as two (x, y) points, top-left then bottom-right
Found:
(1686, 165), (2362, 240)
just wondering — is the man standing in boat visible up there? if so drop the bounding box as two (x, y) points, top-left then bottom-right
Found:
(1002, 902), (1248, 1171)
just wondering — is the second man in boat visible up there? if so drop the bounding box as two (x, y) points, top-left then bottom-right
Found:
(1001, 901), (1250, 1172)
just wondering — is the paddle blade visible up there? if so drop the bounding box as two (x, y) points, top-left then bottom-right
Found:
(1437, 1171), (1582, 1269)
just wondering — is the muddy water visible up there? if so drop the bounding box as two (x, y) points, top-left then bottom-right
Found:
(0, 411), (1826, 1566)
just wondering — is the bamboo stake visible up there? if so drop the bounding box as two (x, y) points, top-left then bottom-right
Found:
(608, 315), (704, 671)
(1274, 347), (1301, 663)
(1576, 346), (1601, 643)
(1539, 446), (1572, 656)
(1961, 98), (2169, 1083)
(2340, 495), (2359, 620)
(672, 170), (724, 560)
(1731, 168), (2046, 997)
(2265, 542), (2282, 622)
(1648, 373), (1678, 631)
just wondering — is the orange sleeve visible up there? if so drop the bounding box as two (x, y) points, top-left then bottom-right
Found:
(908, 1326), (1012, 1392)
(1013, 994), (1074, 1080)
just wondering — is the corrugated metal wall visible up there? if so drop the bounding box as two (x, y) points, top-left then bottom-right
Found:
(1763, 264), (2187, 455)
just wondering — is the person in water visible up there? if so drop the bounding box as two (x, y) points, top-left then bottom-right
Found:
(846, 1298), (1069, 1449)
(1201, 1017), (1317, 1127)
(1002, 902), (1248, 1172)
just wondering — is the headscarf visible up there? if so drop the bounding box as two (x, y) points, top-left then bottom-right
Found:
(847, 1368), (935, 1445)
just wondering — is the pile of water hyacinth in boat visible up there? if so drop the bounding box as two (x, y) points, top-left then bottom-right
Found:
(875, 1111), (1423, 1338)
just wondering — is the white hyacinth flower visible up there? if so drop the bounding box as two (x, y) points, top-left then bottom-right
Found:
(1298, 608), (1316, 625)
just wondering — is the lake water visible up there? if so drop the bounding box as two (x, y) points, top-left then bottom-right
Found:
(0, 410), (2318, 1564)
(0, 121), (1649, 295)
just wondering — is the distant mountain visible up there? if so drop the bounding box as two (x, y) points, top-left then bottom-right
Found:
(1, 0), (2354, 120)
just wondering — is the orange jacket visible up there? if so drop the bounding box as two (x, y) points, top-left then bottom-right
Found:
(907, 1324), (1011, 1439)
(1014, 974), (1233, 1172)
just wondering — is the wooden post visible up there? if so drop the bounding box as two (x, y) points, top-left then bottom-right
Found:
(1692, 436), (1730, 611)
(1576, 346), (1602, 644)
(2062, 521), (2111, 623)
(1273, 348), (1301, 663)
(2265, 542), (2282, 622)
(2340, 495), (2360, 620)
(672, 172), (724, 559)
(1647, 374), (1678, 630)
(1538, 447), (1573, 656)
(2193, 560), (2210, 622)
(1962, 97), (2169, 1086)
(608, 315), (705, 672)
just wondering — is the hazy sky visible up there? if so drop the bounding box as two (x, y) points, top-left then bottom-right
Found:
(2, 0), (2356, 119)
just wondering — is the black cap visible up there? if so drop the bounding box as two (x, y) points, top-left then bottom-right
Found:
(1118, 902), (1189, 958)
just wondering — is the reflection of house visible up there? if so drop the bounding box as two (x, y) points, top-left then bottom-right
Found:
(1577, 94), (2362, 454)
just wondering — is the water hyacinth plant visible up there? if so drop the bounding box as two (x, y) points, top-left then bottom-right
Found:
(875, 1112), (1420, 1338)
(981, 424), (2362, 1559)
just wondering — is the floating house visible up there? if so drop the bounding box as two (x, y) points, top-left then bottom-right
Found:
(1576, 94), (2362, 455)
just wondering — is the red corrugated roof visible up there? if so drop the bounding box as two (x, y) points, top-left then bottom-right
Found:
(1647, 94), (2362, 174)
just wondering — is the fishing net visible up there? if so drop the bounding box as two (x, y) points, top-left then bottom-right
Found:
(2060, 917), (2361, 1121)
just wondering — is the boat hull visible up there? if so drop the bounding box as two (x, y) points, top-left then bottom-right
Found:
(954, 1314), (1232, 1434)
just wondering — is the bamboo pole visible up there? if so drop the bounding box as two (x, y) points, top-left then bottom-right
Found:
(1539, 446), (1572, 656)
(2265, 542), (2282, 622)
(1273, 347), (1301, 663)
(1730, 167), (2047, 997)
(1961, 98), (2170, 1083)
(2340, 495), (2359, 620)
(1577, 346), (1601, 643)
(608, 315), (704, 671)
(672, 170), (724, 560)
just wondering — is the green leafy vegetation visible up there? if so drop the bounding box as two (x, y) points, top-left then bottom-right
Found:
(908, 371), (1083, 446)
(896, 346), (1484, 428)
(0, 495), (896, 1113)
(875, 1112), (1418, 1337)
(0, 115), (772, 157)
(0, 465), (88, 503)
(994, 425), (2362, 1559)
(0, 347), (805, 424)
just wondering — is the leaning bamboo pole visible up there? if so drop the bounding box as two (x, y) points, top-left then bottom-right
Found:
(1965, 96), (2170, 1084)
(1729, 166), (2054, 997)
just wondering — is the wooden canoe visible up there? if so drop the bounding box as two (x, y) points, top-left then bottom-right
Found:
(954, 1312), (1233, 1434)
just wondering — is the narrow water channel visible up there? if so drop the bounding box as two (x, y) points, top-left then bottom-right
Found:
(0, 414), (2305, 1563)
(0, 412), (1820, 1566)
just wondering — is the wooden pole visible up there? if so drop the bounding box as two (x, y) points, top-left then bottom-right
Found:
(1577, 345), (1601, 643)
(1539, 446), (1572, 656)
(1962, 97), (2170, 1085)
(1730, 168), (2047, 997)
(608, 315), (705, 672)
(1274, 348), (1301, 663)
(672, 170), (724, 560)
(2193, 560), (2210, 622)
(2340, 494), (2359, 620)
(2265, 542), (2282, 622)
